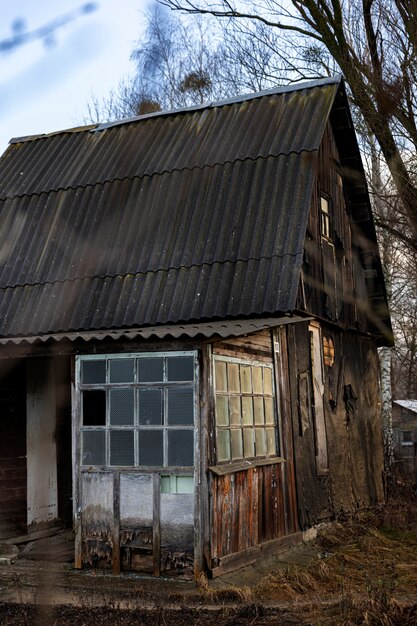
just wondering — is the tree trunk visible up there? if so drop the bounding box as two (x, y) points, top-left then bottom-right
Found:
(378, 346), (394, 473)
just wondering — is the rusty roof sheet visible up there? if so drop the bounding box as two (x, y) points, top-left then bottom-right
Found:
(0, 78), (340, 339)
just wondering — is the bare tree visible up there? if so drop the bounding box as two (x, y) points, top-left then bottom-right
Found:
(1, 3), (97, 53)
(161, 0), (417, 246)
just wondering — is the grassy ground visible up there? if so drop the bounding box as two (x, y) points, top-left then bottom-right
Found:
(2, 478), (417, 624)
(196, 478), (417, 625)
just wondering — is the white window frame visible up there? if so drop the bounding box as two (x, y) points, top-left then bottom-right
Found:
(213, 355), (278, 463)
(75, 351), (198, 470)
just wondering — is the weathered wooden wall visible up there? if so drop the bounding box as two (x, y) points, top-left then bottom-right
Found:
(288, 322), (385, 530)
(0, 361), (27, 539)
(79, 470), (194, 576)
(210, 463), (288, 560)
(212, 329), (273, 362)
(26, 359), (58, 527)
(300, 121), (370, 333)
(209, 330), (298, 570)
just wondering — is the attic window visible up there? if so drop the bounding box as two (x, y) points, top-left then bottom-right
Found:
(320, 196), (331, 239)
(402, 431), (413, 446)
(77, 352), (196, 469)
(322, 336), (335, 367)
(213, 356), (278, 463)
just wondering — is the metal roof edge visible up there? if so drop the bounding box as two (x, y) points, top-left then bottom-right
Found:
(7, 76), (342, 145)
(0, 315), (313, 346)
(93, 76), (343, 133)
(393, 400), (417, 413)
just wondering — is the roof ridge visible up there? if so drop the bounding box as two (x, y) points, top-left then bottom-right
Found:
(8, 75), (342, 145)
(0, 252), (304, 292)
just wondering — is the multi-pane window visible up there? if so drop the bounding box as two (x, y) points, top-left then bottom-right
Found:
(78, 353), (196, 468)
(214, 356), (278, 463)
(320, 196), (331, 239)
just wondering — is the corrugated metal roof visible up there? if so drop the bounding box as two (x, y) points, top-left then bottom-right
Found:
(0, 78), (339, 339)
(0, 80), (338, 200)
(394, 400), (417, 414)
(0, 316), (312, 345)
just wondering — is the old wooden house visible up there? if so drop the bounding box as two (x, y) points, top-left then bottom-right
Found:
(393, 400), (417, 470)
(0, 76), (391, 578)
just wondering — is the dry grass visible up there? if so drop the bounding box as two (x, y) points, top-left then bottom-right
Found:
(252, 493), (417, 624)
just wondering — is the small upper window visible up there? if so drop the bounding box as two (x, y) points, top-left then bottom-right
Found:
(402, 431), (413, 446)
(320, 196), (331, 239)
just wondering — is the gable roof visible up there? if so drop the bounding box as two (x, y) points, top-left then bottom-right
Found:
(0, 76), (388, 342)
(394, 400), (417, 415)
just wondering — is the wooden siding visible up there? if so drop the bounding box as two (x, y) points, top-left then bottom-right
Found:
(79, 469), (194, 576)
(209, 463), (292, 561)
(0, 361), (27, 539)
(212, 330), (273, 363)
(300, 121), (370, 333)
(287, 321), (384, 530)
(208, 329), (298, 568)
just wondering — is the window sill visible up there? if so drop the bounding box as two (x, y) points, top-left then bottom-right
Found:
(209, 456), (286, 476)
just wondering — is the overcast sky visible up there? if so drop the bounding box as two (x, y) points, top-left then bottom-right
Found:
(0, 0), (149, 153)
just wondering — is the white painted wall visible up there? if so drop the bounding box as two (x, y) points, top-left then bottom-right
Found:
(26, 359), (58, 526)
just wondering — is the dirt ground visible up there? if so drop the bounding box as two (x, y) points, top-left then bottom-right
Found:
(2, 487), (417, 625)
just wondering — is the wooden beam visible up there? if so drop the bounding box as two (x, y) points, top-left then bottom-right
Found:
(112, 472), (121, 575)
(210, 531), (304, 578)
(152, 473), (161, 577)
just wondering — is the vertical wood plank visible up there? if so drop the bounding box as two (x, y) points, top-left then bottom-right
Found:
(276, 327), (299, 534)
(153, 472), (161, 577)
(71, 355), (82, 569)
(112, 471), (120, 575)
(196, 343), (210, 577)
(309, 322), (329, 475)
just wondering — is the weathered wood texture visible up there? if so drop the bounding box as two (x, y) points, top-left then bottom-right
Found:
(212, 330), (273, 363)
(0, 361), (27, 539)
(288, 322), (384, 530)
(300, 121), (370, 333)
(80, 470), (194, 576)
(81, 472), (114, 566)
(210, 463), (294, 561)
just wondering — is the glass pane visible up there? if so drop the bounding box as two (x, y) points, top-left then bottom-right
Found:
(138, 358), (163, 382)
(168, 430), (194, 466)
(82, 360), (105, 384)
(229, 396), (241, 426)
(231, 429), (243, 459)
(243, 428), (255, 458)
(215, 360), (227, 392)
(176, 475), (194, 493)
(82, 430), (105, 465)
(253, 397), (265, 425)
(109, 359), (134, 383)
(110, 430), (134, 466)
(242, 397), (254, 425)
(161, 475), (193, 494)
(266, 428), (276, 456)
(216, 395), (229, 426)
(216, 429), (231, 462)
(228, 363), (240, 393)
(255, 428), (266, 456)
(110, 389), (134, 425)
(263, 368), (273, 396)
(139, 430), (163, 466)
(252, 366), (263, 394)
(240, 365), (252, 393)
(139, 389), (163, 425)
(167, 356), (194, 381)
(168, 388), (194, 425)
(83, 390), (106, 426)
(265, 398), (275, 425)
